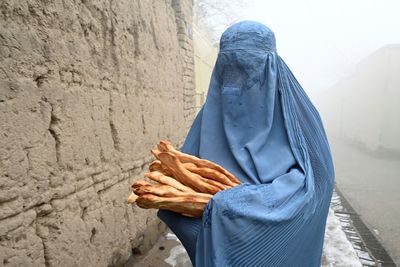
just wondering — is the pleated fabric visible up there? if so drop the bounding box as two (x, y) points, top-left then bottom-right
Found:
(158, 21), (334, 267)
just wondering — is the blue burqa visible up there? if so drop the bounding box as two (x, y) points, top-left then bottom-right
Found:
(158, 21), (334, 267)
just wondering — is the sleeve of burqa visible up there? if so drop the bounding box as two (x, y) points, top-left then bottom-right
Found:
(158, 21), (335, 267)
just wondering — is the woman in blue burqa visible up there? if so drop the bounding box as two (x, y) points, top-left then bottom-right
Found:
(158, 21), (334, 267)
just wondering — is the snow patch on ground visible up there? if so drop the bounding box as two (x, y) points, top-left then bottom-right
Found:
(164, 245), (192, 267)
(322, 209), (362, 267)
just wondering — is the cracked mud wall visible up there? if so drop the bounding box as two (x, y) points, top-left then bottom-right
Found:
(0, 0), (195, 266)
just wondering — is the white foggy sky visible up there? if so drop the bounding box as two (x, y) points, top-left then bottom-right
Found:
(232, 0), (400, 91)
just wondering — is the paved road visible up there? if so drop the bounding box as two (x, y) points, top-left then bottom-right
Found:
(330, 137), (400, 265)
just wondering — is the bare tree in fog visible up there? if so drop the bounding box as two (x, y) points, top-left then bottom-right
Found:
(194, 0), (246, 42)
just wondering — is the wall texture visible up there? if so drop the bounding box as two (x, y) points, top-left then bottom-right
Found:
(0, 0), (195, 266)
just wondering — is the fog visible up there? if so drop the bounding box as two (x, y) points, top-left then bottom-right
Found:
(238, 0), (400, 91)
(202, 0), (400, 152)
(198, 0), (400, 264)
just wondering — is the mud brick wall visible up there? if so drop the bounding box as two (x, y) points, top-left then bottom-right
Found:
(172, 0), (196, 120)
(0, 0), (195, 266)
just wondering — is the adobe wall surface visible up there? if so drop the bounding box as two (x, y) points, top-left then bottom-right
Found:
(0, 0), (195, 266)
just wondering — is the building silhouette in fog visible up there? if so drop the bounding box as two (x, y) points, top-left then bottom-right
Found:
(318, 45), (400, 155)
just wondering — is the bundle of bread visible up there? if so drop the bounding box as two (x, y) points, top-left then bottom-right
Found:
(128, 140), (241, 218)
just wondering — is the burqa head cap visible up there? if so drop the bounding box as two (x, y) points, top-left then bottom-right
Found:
(219, 21), (277, 52)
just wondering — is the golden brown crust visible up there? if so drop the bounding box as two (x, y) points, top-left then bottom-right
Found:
(158, 152), (221, 194)
(183, 162), (239, 187)
(128, 140), (241, 217)
(149, 160), (173, 176)
(144, 171), (195, 193)
(136, 194), (208, 218)
(158, 140), (241, 184)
